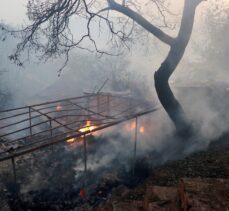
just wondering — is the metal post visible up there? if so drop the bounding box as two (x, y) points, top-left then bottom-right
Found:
(83, 134), (87, 187)
(107, 95), (110, 116)
(29, 107), (32, 136)
(97, 94), (100, 119)
(86, 96), (90, 117)
(133, 117), (138, 176)
(83, 134), (87, 173)
(49, 119), (53, 152)
(11, 157), (17, 184)
(11, 156), (17, 194)
(49, 119), (53, 137)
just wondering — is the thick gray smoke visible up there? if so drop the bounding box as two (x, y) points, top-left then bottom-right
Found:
(0, 1), (229, 201)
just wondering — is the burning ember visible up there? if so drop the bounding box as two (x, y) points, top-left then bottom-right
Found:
(79, 188), (87, 199)
(66, 135), (77, 143)
(79, 121), (97, 133)
(66, 121), (97, 144)
(139, 126), (145, 134)
(125, 121), (145, 134)
(125, 121), (136, 131)
(130, 122), (136, 130)
(56, 105), (63, 112)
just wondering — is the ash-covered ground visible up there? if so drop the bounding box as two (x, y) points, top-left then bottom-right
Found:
(0, 131), (229, 210)
(0, 134), (151, 210)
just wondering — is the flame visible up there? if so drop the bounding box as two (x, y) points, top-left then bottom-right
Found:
(66, 137), (76, 143)
(66, 121), (97, 144)
(125, 121), (146, 135)
(125, 121), (136, 131)
(139, 126), (145, 134)
(66, 135), (84, 144)
(130, 122), (136, 130)
(79, 121), (97, 133)
(66, 134), (77, 143)
(56, 105), (63, 112)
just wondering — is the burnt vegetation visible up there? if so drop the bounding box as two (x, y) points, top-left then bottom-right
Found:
(1, 0), (229, 210)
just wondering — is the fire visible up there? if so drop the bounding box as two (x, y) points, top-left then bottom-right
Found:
(66, 134), (77, 143)
(66, 135), (83, 144)
(66, 121), (97, 144)
(225, 88), (229, 92)
(56, 105), (63, 112)
(131, 122), (136, 130)
(125, 121), (136, 131)
(125, 121), (145, 135)
(139, 126), (145, 134)
(66, 137), (77, 143)
(79, 121), (97, 133)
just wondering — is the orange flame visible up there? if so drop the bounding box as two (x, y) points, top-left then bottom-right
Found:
(139, 126), (145, 134)
(66, 135), (83, 144)
(66, 137), (76, 143)
(66, 134), (77, 143)
(79, 121), (97, 133)
(66, 121), (97, 144)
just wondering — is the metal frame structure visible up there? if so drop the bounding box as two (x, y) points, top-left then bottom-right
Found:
(0, 92), (159, 196)
(0, 93), (158, 162)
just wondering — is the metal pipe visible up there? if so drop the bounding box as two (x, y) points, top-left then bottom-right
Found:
(49, 119), (53, 137)
(30, 107), (74, 132)
(29, 107), (32, 136)
(0, 94), (96, 113)
(107, 95), (110, 116)
(97, 94), (100, 119)
(0, 108), (158, 162)
(11, 156), (17, 193)
(83, 134), (87, 173)
(83, 134), (87, 187)
(133, 117), (138, 176)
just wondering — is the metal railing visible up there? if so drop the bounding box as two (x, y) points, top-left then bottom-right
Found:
(0, 93), (158, 162)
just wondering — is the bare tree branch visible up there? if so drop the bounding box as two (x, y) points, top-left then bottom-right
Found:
(107, 0), (175, 46)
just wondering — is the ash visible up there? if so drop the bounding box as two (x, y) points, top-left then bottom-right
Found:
(1, 134), (152, 211)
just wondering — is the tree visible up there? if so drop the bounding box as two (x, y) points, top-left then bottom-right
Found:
(1, 0), (206, 136)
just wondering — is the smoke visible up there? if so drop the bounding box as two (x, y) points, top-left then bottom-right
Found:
(0, 2), (229, 206)
(0, 24), (62, 108)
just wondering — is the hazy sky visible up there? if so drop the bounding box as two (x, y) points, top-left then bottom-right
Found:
(0, 0), (27, 25)
(0, 0), (185, 25)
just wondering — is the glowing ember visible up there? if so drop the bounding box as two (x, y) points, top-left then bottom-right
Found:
(79, 188), (86, 199)
(131, 122), (136, 130)
(56, 105), (63, 112)
(66, 135), (83, 144)
(139, 126), (145, 134)
(125, 121), (136, 131)
(66, 137), (76, 143)
(79, 121), (97, 133)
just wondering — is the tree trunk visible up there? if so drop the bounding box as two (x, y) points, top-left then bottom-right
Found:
(154, 0), (202, 136)
(154, 56), (191, 136)
(109, 0), (204, 135)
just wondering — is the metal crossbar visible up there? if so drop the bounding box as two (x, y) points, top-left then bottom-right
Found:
(0, 93), (158, 162)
